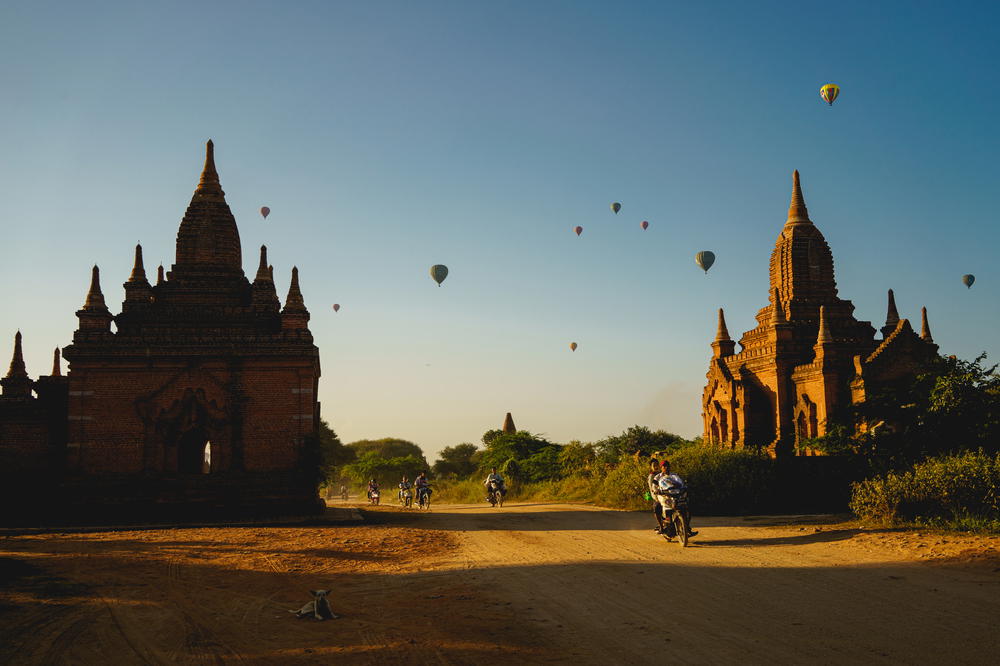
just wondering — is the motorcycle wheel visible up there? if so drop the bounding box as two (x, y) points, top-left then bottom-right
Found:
(674, 512), (688, 547)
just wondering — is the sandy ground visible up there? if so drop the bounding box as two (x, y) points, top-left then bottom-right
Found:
(2, 501), (999, 665)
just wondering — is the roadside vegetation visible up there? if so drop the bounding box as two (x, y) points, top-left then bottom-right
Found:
(807, 353), (1000, 532)
(319, 353), (1000, 532)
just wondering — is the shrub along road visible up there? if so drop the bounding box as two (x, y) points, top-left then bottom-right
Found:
(1, 502), (998, 664)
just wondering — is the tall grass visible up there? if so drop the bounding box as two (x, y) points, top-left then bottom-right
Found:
(431, 449), (782, 514)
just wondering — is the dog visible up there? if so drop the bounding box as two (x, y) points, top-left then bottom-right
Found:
(289, 589), (338, 620)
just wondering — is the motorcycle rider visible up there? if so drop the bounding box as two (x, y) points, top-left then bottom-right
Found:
(647, 458), (666, 533)
(414, 471), (431, 505)
(655, 460), (697, 538)
(483, 467), (506, 502)
(398, 476), (412, 504)
(366, 478), (379, 501)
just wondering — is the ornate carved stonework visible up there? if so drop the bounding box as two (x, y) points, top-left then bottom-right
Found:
(2, 141), (323, 521)
(702, 172), (938, 457)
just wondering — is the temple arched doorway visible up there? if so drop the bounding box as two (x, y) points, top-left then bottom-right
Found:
(178, 428), (210, 474)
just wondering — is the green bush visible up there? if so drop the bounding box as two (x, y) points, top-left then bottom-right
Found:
(850, 450), (1000, 529)
(595, 458), (649, 510)
(668, 447), (777, 514)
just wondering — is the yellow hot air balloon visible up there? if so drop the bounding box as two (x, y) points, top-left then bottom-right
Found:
(569, 342), (578, 352)
(820, 84), (840, 106)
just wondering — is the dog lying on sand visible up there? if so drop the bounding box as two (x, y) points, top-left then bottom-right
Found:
(290, 589), (338, 620)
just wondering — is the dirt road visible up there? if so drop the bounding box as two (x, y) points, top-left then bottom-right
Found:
(2, 502), (998, 664)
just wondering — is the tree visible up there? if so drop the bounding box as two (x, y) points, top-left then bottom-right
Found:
(304, 419), (354, 488)
(594, 426), (689, 465)
(808, 353), (1000, 468)
(925, 353), (1000, 452)
(558, 441), (597, 476)
(479, 430), (563, 483)
(347, 438), (428, 468)
(318, 420), (354, 478)
(343, 451), (427, 488)
(432, 443), (479, 479)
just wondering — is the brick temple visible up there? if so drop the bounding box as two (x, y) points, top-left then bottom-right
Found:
(0, 141), (323, 522)
(702, 171), (938, 456)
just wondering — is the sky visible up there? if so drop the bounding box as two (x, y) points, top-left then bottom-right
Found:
(2, 1), (998, 461)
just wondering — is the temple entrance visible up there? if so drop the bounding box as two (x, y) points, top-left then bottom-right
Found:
(178, 428), (210, 474)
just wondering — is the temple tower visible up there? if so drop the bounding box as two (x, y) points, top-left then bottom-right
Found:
(59, 141), (322, 516)
(700, 170), (938, 457)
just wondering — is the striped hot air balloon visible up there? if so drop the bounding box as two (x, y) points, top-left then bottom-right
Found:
(819, 84), (840, 106)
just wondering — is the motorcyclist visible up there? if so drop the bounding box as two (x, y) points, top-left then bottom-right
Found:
(398, 476), (411, 503)
(414, 471), (431, 504)
(483, 467), (506, 502)
(655, 460), (697, 538)
(647, 458), (666, 534)
(366, 478), (379, 501)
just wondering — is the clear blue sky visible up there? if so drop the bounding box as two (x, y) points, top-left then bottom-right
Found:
(2, 1), (997, 460)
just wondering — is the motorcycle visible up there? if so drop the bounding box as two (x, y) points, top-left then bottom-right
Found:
(368, 488), (380, 505)
(399, 487), (413, 508)
(417, 485), (432, 510)
(486, 481), (505, 508)
(658, 487), (693, 547)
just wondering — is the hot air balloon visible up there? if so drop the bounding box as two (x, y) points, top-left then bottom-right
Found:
(641, 220), (649, 230)
(819, 84), (840, 106)
(695, 251), (716, 273)
(574, 226), (583, 236)
(962, 274), (975, 289)
(569, 342), (578, 352)
(332, 304), (340, 312)
(430, 264), (449, 287)
(611, 202), (621, 214)
(260, 206), (270, 219)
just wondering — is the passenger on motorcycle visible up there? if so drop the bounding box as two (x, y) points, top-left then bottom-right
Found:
(414, 471), (431, 504)
(654, 460), (697, 537)
(483, 467), (506, 501)
(366, 478), (379, 500)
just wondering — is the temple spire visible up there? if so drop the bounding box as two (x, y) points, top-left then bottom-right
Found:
(881, 289), (900, 338)
(83, 265), (107, 310)
(920, 306), (933, 342)
(715, 308), (732, 342)
(156, 264), (165, 285)
(502, 412), (516, 433)
(193, 139), (224, 202)
(785, 170), (811, 226)
(1, 331), (32, 399)
(129, 244), (148, 282)
(251, 246), (280, 311)
(284, 267), (306, 311)
(51, 347), (61, 377)
(816, 305), (833, 344)
(77, 265), (113, 333)
(281, 266), (311, 331)
(6, 331), (27, 379)
(712, 308), (736, 357)
(255, 245), (271, 282)
(770, 288), (787, 324)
